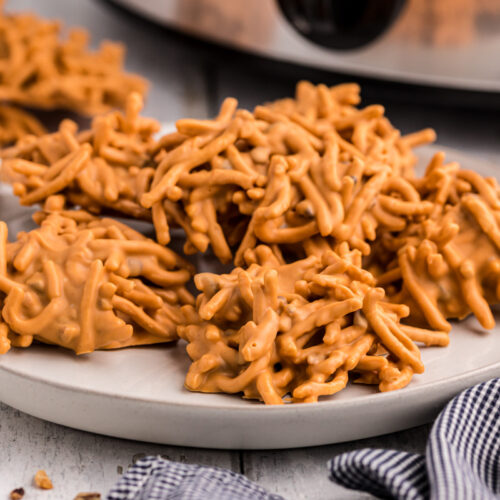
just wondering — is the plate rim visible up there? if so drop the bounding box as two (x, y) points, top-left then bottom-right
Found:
(1, 342), (500, 412)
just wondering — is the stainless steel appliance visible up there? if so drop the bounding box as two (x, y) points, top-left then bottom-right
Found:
(111, 0), (500, 92)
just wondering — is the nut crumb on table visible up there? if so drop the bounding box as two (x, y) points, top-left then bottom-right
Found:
(74, 493), (101, 500)
(9, 488), (24, 500)
(34, 470), (53, 490)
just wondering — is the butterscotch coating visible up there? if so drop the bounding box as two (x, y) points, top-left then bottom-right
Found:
(0, 201), (194, 355)
(178, 244), (447, 404)
(2, 92), (159, 222)
(376, 153), (500, 332)
(234, 148), (434, 264)
(263, 81), (435, 179)
(141, 81), (434, 262)
(3, 82), (435, 264)
(0, 104), (46, 145)
(0, 6), (147, 116)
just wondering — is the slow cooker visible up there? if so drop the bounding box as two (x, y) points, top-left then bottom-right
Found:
(110, 0), (500, 93)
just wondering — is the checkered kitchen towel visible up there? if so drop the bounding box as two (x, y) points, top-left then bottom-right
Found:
(107, 378), (500, 500)
(106, 457), (284, 500)
(330, 378), (500, 499)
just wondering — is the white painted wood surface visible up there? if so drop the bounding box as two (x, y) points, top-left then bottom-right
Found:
(2, 1), (500, 498)
(0, 402), (239, 499)
(0, 400), (431, 499)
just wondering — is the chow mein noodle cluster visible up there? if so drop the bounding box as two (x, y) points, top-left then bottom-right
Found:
(0, 3), (147, 144)
(376, 152), (500, 333)
(179, 244), (448, 404)
(3, 82), (436, 265)
(1, 78), (498, 405)
(2, 92), (159, 220)
(0, 197), (193, 355)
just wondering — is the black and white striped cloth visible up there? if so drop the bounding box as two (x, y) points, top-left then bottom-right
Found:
(106, 457), (284, 500)
(107, 378), (500, 500)
(329, 378), (500, 499)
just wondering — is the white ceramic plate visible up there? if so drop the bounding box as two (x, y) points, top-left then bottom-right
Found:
(1, 145), (500, 450)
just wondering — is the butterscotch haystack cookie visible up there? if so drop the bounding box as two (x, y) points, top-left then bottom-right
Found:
(376, 152), (500, 332)
(142, 81), (435, 263)
(3, 82), (435, 264)
(178, 244), (447, 404)
(0, 197), (193, 355)
(0, 104), (46, 144)
(0, 5), (147, 115)
(2, 92), (159, 221)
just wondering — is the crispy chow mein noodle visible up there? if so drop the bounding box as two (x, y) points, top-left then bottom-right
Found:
(142, 81), (435, 262)
(0, 4), (147, 115)
(2, 79), (499, 404)
(3, 82), (436, 264)
(376, 152), (500, 333)
(0, 104), (46, 144)
(0, 196), (193, 355)
(2, 92), (159, 221)
(0, 3), (147, 145)
(232, 149), (434, 264)
(178, 244), (447, 404)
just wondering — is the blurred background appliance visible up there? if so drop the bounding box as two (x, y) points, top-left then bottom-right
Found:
(110, 0), (500, 93)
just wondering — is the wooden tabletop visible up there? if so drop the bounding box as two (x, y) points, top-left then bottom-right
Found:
(1, 1), (500, 498)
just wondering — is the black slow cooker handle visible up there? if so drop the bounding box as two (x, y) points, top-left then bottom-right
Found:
(276, 0), (407, 51)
